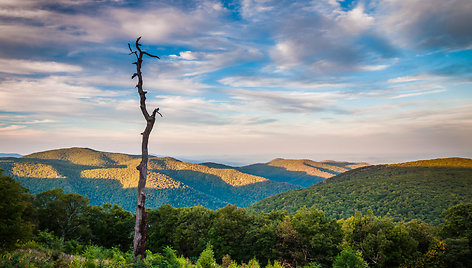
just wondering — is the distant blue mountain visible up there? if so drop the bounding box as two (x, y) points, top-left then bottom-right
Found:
(0, 153), (22, 158)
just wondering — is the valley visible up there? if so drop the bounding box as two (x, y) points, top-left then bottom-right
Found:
(0, 147), (365, 211)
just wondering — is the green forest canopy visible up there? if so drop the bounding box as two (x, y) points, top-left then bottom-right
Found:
(250, 158), (472, 224)
(1, 169), (472, 267)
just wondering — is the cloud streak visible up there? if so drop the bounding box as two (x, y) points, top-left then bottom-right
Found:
(0, 58), (82, 74)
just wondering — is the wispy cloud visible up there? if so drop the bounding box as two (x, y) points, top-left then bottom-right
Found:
(0, 59), (82, 74)
(390, 89), (447, 99)
(219, 76), (349, 90)
(388, 75), (429, 84)
(376, 0), (472, 50)
(229, 89), (347, 114)
(0, 76), (122, 118)
(0, 125), (26, 132)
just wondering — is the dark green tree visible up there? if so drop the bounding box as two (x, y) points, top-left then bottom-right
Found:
(147, 204), (180, 253)
(275, 216), (302, 266)
(276, 206), (343, 266)
(172, 205), (213, 258)
(243, 211), (284, 266)
(0, 169), (33, 250)
(342, 211), (417, 267)
(208, 205), (251, 262)
(442, 203), (472, 243)
(441, 203), (472, 267)
(33, 188), (89, 241)
(86, 203), (134, 251)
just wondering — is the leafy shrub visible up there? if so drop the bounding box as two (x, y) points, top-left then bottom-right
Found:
(301, 263), (322, 268)
(36, 230), (64, 251)
(197, 244), (218, 268)
(333, 248), (368, 268)
(247, 258), (260, 268)
(265, 261), (283, 268)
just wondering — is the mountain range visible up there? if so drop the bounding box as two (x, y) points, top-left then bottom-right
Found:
(0, 153), (22, 158)
(0, 147), (367, 211)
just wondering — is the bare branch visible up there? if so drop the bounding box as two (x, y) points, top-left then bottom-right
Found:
(135, 37), (142, 53)
(152, 108), (163, 118)
(143, 52), (160, 59)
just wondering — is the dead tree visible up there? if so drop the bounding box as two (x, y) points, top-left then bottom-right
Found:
(128, 37), (161, 259)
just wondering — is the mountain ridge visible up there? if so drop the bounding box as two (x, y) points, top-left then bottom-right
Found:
(249, 157), (472, 223)
(0, 153), (22, 158)
(201, 157), (369, 187)
(1, 147), (368, 210)
(1, 147), (366, 211)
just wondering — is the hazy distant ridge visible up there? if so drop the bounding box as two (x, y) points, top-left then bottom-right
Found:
(0, 153), (22, 158)
(220, 158), (369, 187)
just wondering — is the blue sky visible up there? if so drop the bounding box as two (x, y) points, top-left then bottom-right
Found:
(0, 0), (471, 164)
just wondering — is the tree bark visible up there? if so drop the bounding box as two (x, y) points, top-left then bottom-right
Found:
(129, 37), (160, 259)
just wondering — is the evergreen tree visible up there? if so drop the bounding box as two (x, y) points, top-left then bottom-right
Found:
(197, 243), (218, 268)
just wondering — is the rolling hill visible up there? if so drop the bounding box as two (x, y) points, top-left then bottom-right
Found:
(249, 157), (472, 224)
(0, 148), (299, 210)
(0, 147), (361, 211)
(202, 158), (369, 187)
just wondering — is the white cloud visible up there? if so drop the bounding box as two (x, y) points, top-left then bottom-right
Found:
(108, 2), (226, 44)
(219, 76), (349, 90)
(0, 59), (82, 74)
(0, 76), (122, 117)
(229, 89), (345, 114)
(360, 64), (390, 71)
(145, 77), (208, 95)
(387, 75), (428, 83)
(0, 7), (52, 19)
(169, 51), (199, 60)
(23, 119), (56, 124)
(0, 0), (228, 47)
(240, 0), (275, 20)
(375, 0), (472, 49)
(337, 4), (375, 33)
(390, 89), (446, 99)
(157, 47), (263, 78)
(263, 1), (394, 75)
(0, 125), (26, 132)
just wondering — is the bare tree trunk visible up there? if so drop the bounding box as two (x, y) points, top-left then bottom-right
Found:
(128, 37), (161, 259)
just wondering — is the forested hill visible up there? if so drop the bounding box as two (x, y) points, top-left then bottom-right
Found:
(202, 158), (369, 187)
(250, 157), (472, 224)
(0, 147), (363, 211)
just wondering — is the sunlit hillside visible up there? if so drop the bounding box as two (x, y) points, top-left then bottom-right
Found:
(0, 147), (311, 210)
(393, 157), (472, 168)
(225, 158), (370, 187)
(250, 157), (472, 224)
(12, 162), (64, 179)
(23, 147), (139, 166)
